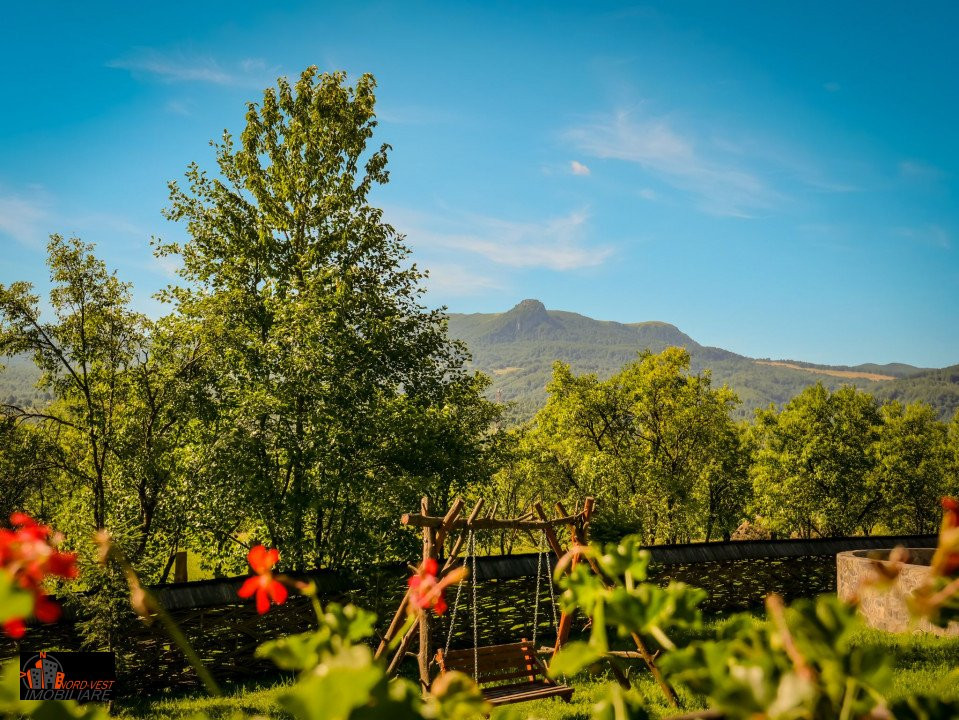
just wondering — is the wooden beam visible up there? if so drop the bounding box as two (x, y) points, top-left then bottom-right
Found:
(401, 513), (583, 531)
(552, 500), (583, 657)
(533, 502), (567, 561)
(418, 496), (433, 691)
(434, 498), (465, 549)
(387, 617), (419, 676)
(466, 497), (485, 524)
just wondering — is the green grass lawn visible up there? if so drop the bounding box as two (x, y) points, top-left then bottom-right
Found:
(109, 620), (959, 720)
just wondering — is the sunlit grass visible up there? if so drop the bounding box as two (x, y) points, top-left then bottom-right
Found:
(110, 621), (959, 719)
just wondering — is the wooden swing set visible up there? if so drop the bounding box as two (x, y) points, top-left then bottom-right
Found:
(374, 496), (678, 708)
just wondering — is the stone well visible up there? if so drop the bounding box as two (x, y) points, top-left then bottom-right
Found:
(836, 548), (959, 636)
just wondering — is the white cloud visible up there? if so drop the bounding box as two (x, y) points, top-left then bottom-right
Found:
(391, 207), (612, 271)
(823, 81), (842, 93)
(151, 254), (183, 279)
(638, 188), (658, 201)
(570, 160), (591, 176)
(0, 188), (146, 252)
(108, 49), (277, 87)
(0, 190), (50, 248)
(565, 110), (779, 217)
(421, 263), (502, 296)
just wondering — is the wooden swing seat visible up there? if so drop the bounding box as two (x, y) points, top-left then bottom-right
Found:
(435, 640), (574, 707)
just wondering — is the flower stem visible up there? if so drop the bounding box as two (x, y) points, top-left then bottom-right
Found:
(97, 533), (222, 696)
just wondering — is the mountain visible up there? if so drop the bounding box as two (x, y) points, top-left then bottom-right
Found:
(2, 302), (956, 424)
(447, 300), (956, 422)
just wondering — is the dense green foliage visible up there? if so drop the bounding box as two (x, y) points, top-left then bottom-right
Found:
(493, 348), (748, 544)
(875, 365), (959, 423)
(494, 358), (959, 545)
(157, 67), (502, 573)
(0, 70), (504, 604)
(104, 628), (959, 720)
(0, 236), (201, 576)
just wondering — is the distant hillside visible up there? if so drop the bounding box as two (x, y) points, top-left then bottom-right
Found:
(2, 304), (955, 424)
(447, 300), (956, 422)
(0, 354), (47, 408)
(873, 365), (959, 422)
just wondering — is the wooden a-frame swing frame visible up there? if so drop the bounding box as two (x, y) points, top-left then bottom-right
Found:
(374, 496), (678, 708)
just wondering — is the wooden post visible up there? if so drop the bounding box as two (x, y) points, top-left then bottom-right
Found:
(552, 500), (583, 657)
(434, 498), (465, 550)
(387, 616), (420, 676)
(173, 551), (188, 583)
(376, 499), (466, 661)
(466, 498), (485, 525)
(418, 496), (433, 691)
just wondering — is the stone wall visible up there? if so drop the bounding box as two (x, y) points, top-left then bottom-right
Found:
(836, 549), (959, 636)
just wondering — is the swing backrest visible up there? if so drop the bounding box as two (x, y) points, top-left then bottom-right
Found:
(435, 639), (548, 686)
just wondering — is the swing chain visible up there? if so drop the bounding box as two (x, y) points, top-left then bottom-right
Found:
(443, 531), (471, 655)
(471, 531), (479, 681)
(544, 539), (567, 682)
(532, 531), (544, 648)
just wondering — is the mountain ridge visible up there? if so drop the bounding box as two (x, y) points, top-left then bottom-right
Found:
(446, 300), (958, 422)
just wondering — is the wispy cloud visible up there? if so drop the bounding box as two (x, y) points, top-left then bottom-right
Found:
(165, 99), (193, 116)
(391, 207), (612, 271)
(421, 263), (502, 296)
(894, 224), (951, 249)
(565, 110), (780, 217)
(108, 48), (277, 87)
(899, 160), (945, 181)
(823, 81), (841, 93)
(0, 187), (146, 251)
(638, 188), (658, 201)
(570, 160), (591, 176)
(0, 189), (51, 248)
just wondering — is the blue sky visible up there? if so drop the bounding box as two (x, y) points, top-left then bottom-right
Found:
(1, 2), (957, 367)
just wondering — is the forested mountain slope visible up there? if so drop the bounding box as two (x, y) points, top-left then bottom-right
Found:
(447, 299), (954, 421)
(3, 299), (955, 422)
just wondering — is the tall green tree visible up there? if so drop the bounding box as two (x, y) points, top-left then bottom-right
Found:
(875, 401), (953, 535)
(0, 235), (143, 534)
(159, 68), (501, 571)
(515, 347), (742, 543)
(696, 419), (753, 542)
(0, 236), (204, 575)
(750, 383), (882, 538)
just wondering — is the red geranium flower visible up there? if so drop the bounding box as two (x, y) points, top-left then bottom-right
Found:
(0, 513), (78, 637)
(408, 558), (451, 616)
(940, 498), (959, 576)
(33, 593), (62, 623)
(2, 618), (26, 639)
(942, 497), (959, 529)
(237, 545), (288, 614)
